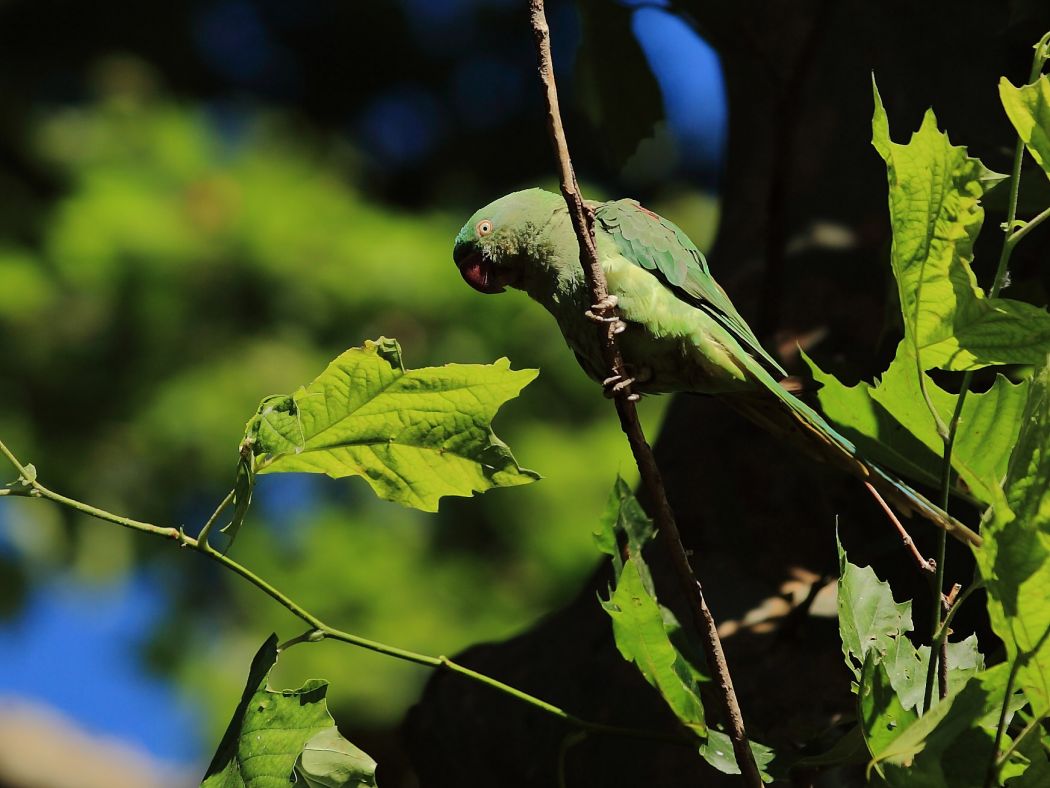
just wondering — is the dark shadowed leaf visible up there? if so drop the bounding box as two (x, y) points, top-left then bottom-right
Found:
(221, 452), (254, 546)
(874, 664), (1010, 787)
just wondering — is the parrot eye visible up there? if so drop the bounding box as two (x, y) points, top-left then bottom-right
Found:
(476, 219), (494, 237)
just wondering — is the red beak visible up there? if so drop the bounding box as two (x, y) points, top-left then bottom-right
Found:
(455, 248), (507, 294)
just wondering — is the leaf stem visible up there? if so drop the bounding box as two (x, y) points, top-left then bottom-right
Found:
(0, 437), (689, 749)
(197, 489), (234, 547)
(995, 708), (1049, 773)
(528, 2), (761, 783)
(985, 657), (1023, 788)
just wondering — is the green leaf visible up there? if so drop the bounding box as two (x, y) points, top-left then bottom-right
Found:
(859, 652), (919, 765)
(202, 635), (377, 788)
(221, 452), (254, 545)
(806, 343), (1029, 507)
(1001, 75), (1050, 180)
(294, 728), (378, 788)
(872, 79), (1050, 371)
(592, 475), (656, 583)
(874, 664), (1010, 787)
(596, 481), (772, 780)
(838, 537), (983, 715)
(243, 338), (539, 512)
(698, 730), (776, 782)
(602, 559), (707, 736)
(976, 358), (1050, 716)
(1005, 724), (1050, 786)
(837, 535), (913, 685)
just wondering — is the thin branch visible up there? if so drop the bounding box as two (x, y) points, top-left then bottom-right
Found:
(863, 482), (935, 575)
(527, 3), (761, 784)
(0, 437), (689, 749)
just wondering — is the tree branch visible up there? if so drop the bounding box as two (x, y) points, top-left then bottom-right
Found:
(0, 437), (689, 750)
(527, 2), (761, 783)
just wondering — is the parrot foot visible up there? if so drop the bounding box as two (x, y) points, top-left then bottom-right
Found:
(601, 374), (641, 401)
(585, 295), (625, 333)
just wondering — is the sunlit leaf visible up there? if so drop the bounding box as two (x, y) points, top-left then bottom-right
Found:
(1001, 75), (1050, 180)
(202, 635), (377, 788)
(602, 559), (707, 735)
(872, 79), (1050, 371)
(806, 343), (1028, 507)
(976, 358), (1050, 716)
(243, 337), (539, 512)
(596, 481), (774, 780)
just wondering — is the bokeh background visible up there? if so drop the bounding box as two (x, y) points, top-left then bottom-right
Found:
(0, 1), (727, 785)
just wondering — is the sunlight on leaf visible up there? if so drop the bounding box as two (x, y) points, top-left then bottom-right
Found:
(976, 358), (1050, 716)
(596, 480), (774, 781)
(243, 337), (539, 512)
(872, 79), (1050, 371)
(602, 559), (707, 734)
(806, 344), (1028, 507)
(1001, 75), (1050, 181)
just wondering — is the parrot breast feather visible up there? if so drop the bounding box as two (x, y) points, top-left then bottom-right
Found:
(594, 199), (786, 377)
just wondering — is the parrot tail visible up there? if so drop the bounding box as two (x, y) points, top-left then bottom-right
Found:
(723, 388), (982, 548)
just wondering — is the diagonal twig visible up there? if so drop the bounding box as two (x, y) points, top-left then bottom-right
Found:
(527, 2), (761, 784)
(863, 481), (935, 575)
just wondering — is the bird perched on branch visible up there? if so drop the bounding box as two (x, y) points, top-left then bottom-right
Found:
(452, 187), (979, 547)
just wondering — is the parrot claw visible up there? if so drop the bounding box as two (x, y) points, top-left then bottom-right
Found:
(602, 375), (638, 399)
(585, 295), (625, 333)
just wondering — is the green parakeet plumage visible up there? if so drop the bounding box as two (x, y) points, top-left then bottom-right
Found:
(452, 188), (979, 546)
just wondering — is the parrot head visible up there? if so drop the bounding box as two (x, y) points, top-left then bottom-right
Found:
(452, 188), (565, 295)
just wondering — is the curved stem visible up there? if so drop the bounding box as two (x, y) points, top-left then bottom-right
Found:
(0, 437), (688, 748)
(197, 489), (235, 547)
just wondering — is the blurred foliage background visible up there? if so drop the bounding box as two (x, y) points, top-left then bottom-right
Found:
(0, 0), (725, 784)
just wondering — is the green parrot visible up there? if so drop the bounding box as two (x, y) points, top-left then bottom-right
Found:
(452, 187), (980, 547)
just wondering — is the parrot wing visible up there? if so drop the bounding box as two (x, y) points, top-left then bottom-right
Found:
(594, 199), (787, 377)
